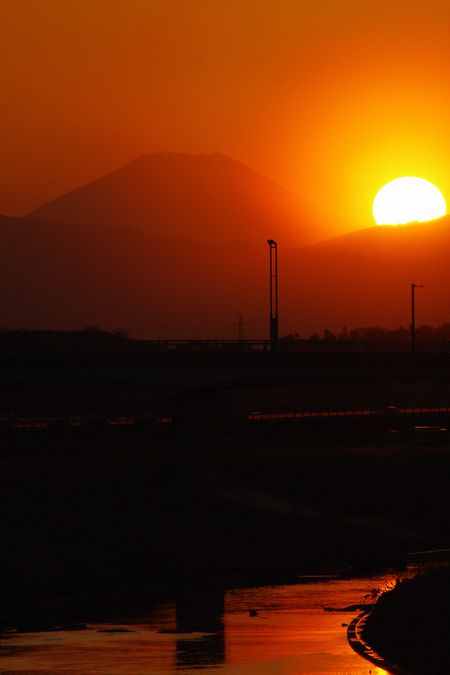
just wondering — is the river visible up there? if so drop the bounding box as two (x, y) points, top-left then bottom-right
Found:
(0, 573), (400, 674)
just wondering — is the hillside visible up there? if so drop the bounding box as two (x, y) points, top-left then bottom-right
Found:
(283, 215), (450, 334)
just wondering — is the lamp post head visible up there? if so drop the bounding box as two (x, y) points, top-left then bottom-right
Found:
(267, 239), (277, 248)
(412, 283), (425, 288)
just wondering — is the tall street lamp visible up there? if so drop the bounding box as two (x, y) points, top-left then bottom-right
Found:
(267, 239), (278, 347)
(411, 282), (424, 353)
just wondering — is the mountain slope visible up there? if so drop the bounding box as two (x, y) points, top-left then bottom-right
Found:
(27, 153), (311, 246)
(0, 214), (267, 337)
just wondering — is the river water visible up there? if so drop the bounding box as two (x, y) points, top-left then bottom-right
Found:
(0, 574), (397, 674)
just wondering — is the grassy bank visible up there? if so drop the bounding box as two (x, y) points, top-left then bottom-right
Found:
(362, 567), (450, 675)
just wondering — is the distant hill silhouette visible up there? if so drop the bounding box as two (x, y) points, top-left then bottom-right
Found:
(284, 215), (450, 334)
(27, 153), (312, 246)
(2, 185), (449, 337)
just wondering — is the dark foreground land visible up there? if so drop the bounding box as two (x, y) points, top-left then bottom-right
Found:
(0, 339), (449, 638)
(363, 568), (450, 675)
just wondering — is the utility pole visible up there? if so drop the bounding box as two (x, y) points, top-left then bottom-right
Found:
(267, 240), (278, 347)
(411, 283), (424, 353)
(237, 314), (245, 341)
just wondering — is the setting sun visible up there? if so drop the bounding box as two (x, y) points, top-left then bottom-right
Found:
(373, 177), (446, 226)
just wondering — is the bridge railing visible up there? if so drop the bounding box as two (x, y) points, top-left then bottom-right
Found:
(136, 339), (450, 354)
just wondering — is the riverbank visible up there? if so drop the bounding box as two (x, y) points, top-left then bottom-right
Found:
(361, 567), (450, 675)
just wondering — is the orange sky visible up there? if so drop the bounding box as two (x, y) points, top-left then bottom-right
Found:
(1, 0), (449, 241)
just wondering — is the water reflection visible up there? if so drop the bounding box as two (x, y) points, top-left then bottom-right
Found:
(175, 585), (225, 669)
(0, 576), (393, 674)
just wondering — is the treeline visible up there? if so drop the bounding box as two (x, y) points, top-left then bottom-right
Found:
(283, 323), (450, 341)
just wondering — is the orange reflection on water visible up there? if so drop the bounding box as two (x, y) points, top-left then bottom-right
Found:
(224, 581), (390, 674)
(0, 577), (394, 674)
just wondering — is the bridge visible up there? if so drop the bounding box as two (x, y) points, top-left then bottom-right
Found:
(1, 338), (450, 425)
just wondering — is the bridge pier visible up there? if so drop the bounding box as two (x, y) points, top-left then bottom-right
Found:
(170, 389), (228, 492)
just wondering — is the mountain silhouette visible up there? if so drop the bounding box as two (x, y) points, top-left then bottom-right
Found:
(284, 215), (450, 334)
(27, 153), (312, 246)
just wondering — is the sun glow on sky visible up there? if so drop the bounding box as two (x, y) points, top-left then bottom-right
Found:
(373, 177), (447, 225)
(0, 0), (448, 239)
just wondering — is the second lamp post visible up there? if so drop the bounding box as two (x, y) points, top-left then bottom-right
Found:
(267, 239), (278, 347)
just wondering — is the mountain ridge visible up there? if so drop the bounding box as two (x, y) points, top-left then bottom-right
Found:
(26, 152), (313, 246)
